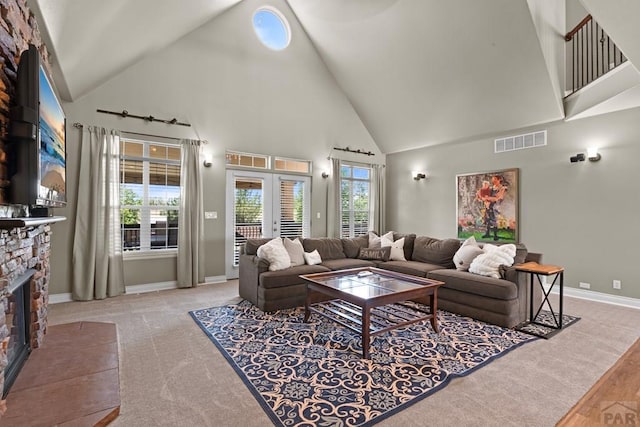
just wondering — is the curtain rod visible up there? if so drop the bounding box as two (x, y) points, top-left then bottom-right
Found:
(96, 109), (191, 127)
(72, 123), (207, 144)
(333, 146), (375, 156)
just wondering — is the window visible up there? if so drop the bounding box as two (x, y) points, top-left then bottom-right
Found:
(120, 139), (181, 252)
(252, 7), (291, 51)
(274, 157), (311, 174)
(226, 151), (269, 169)
(340, 164), (371, 238)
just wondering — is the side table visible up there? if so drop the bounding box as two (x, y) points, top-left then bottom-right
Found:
(515, 261), (564, 337)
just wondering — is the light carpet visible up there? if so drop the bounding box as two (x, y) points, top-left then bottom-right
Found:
(190, 301), (537, 427)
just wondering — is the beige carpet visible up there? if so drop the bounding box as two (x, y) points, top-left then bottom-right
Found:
(48, 281), (640, 427)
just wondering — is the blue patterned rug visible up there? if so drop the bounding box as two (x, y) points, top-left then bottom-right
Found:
(190, 301), (537, 427)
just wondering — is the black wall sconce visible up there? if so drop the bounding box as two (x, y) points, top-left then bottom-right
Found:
(412, 171), (427, 181)
(569, 153), (585, 163)
(570, 148), (601, 163)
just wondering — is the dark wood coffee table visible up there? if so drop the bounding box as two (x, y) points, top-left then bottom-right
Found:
(300, 267), (444, 359)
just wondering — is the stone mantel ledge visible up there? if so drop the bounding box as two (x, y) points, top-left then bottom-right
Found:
(0, 216), (66, 229)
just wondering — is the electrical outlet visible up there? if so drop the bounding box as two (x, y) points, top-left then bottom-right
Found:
(579, 282), (591, 289)
(316, 212), (321, 219)
(204, 211), (218, 220)
(613, 280), (621, 290)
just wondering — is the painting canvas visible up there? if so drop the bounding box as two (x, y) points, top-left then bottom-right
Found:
(456, 168), (519, 243)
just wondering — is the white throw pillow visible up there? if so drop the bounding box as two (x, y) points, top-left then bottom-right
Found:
(453, 236), (484, 271)
(380, 234), (406, 261)
(256, 238), (291, 271)
(303, 249), (322, 266)
(283, 237), (305, 266)
(468, 244), (517, 278)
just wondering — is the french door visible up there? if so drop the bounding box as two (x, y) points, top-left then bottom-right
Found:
(225, 170), (311, 278)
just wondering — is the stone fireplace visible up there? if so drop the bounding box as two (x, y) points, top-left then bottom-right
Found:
(0, 221), (55, 398)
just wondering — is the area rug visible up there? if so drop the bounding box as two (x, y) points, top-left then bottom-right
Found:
(190, 301), (536, 427)
(515, 310), (580, 339)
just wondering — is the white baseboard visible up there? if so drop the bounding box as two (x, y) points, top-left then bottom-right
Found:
(545, 284), (640, 310)
(48, 276), (231, 304)
(126, 280), (178, 294)
(204, 275), (228, 284)
(49, 293), (73, 304)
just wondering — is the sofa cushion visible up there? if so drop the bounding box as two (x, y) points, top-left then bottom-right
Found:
(427, 269), (518, 300)
(357, 247), (390, 261)
(303, 249), (322, 265)
(244, 238), (273, 256)
(303, 238), (346, 260)
(393, 232), (416, 261)
(342, 235), (370, 258)
(453, 236), (484, 271)
(469, 244), (516, 278)
(368, 231), (393, 249)
(259, 264), (330, 289)
(256, 238), (291, 271)
(412, 236), (461, 268)
(377, 260), (443, 277)
(283, 238), (305, 266)
(321, 258), (376, 271)
(381, 236), (406, 261)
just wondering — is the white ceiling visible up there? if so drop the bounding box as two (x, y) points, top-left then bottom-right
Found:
(26, 0), (640, 154)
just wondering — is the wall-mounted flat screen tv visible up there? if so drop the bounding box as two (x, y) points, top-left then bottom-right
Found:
(9, 44), (67, 211)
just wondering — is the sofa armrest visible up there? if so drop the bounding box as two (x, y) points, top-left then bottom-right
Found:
(239, 254), (270, 306)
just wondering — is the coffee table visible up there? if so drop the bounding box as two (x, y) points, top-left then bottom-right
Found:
(300, 267), (444, 359)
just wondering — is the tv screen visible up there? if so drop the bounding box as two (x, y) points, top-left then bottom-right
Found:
(37, 66), (66, 206)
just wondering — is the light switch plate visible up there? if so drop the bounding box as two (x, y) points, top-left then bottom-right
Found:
(205, 211), (218, 219)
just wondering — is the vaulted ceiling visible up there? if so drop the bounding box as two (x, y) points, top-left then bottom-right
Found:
(27, 0), (640, 154)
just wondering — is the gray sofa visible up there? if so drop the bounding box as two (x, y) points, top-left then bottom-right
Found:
(239, 233), (542, 328)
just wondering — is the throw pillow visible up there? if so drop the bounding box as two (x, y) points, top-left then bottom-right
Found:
(303, 249), (322, 265)
(468, 243), (517, 278)
(453, 236), (484, 271)
(283, 237), (305, 266)
(381, 235), (407, 261)
(370, 231), (393, 249)
(357, 246), (391, 261)
(256, 238), (291, 271)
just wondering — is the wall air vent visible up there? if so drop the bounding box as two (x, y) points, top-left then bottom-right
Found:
(495, 130), (546, 153)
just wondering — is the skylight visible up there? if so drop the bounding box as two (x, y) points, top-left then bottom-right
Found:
(252, 7), (291, 51)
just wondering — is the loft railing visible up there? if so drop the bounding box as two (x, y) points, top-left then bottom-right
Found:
(565, 15), (627, 96)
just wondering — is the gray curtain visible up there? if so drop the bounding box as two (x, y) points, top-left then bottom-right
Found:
(371, 164), (386, 233)
(326, 158), (342, 238)
(72, 127), (125, 300)
(177, 139), (204, 287)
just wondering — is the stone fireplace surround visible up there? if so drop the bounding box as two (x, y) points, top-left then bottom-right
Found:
(0, 216), (65, 404)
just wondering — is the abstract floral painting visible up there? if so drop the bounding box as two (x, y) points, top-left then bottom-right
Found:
(456, 168), (519, 243)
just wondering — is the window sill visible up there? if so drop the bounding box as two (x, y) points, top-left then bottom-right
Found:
(123, 249), (177, 261)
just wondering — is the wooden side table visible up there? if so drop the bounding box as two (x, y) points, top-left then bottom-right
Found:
(515, 262), (564, 334)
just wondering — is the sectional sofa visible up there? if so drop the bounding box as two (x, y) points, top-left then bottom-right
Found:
(239, 233), (542, 328)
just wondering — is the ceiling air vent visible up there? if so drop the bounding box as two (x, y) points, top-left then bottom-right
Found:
(495, 130), (546, 153)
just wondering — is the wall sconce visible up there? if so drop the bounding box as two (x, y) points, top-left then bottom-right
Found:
(321, 172), (329, 179)
(587, 147), (601, 161)
(412, 171), (427, 181)
(569, 153), (585, 163)
(203, 158), (212, 167)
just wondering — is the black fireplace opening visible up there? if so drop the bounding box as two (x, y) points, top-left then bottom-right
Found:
(2, 270), (34, 398)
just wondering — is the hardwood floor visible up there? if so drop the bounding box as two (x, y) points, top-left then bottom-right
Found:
(2, 322), (120, 426)
(556, 338), (640, 426)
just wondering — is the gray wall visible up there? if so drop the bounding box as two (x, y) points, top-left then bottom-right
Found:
(49, 0), (382, 294)
(385, 107), (640, 299)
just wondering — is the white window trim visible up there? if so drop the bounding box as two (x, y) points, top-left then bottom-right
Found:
(120, 138), (181, 253)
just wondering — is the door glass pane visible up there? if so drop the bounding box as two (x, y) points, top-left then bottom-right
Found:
(280, 180), (307, 238)
(234, 178), (264, 266)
